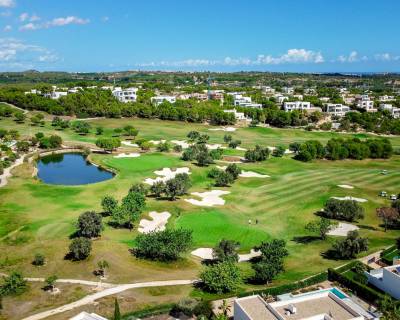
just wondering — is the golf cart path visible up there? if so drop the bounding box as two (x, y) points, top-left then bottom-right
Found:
(0, 156), (25, 188)
(22, 279), (197, 320)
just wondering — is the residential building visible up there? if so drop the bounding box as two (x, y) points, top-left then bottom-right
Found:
(320, 97), (330, 103)
(325, 104), (351, 117)
(379, 103), (400, 118)
(68, 86), (83, 94)
(282, 86), (294, 95)
(343, 96), (356, 105)
(46, 91), (68, 99)
(191, 92), (208, 101)
(283, 101), (311, 112)
(275, 95), (289, 105)
(233, 94), (262, 109)
(365, 263), (400, 299)
(356, 95), (376, 112)
(24, 89), (41, 95)
(293, 94), (303, 101)
(234, 289), (366, 320)
(262, 86), (276, 94)
(224, 109), (251, 121)
(70, 311), (107, 320)
(304, 88), (317, 95)
(112, 87), (138, 103)
(379, 95), (395, 102)
(208, 90), (224, 101)
(150, 95), (176, 106)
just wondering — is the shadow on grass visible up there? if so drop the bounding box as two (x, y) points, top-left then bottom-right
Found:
(292, 236), (321, 244)
(357, 224), (378, 231)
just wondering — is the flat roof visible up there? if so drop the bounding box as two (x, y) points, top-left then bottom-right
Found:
(235, 296), (278, 320)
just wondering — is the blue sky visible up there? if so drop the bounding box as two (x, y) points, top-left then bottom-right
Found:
(0, 0), (399, 72)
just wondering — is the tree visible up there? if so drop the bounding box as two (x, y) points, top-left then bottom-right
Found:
(134, 229), (193, 261)
(322, 198), (365, 222)
(165, 173), (191, 200)
(150, 181), (166, 198)
(157, 141), (171, 152)
(77, 211), (103, 238)
(228, 140), (241, 149)
(129, 183), (148, 195)
(32, 253), (45, 266)
(272, 145), (286, 157)
(331, 230), (368, 259)
(14, 111), (26, 123)
(69, 237), (92, 260)
(225, 164), (241, 180)
(123, 125), (139, 139)
(196, 149), (213, 166)
(96, 127), (104, 135)
(252, 261), (281, 284)
(101, 195), (118, 215)
(215, 171), (234, 187)
(16, 141), (30, 152)
(97, 260), (109, 278)
(223, 134), (232, 143)
(95, 137), (121, 152)
(45, 275), (58, 292)
(378, 295), (400, 320)
(213, 239), (240, 263)
(0, 272), (28, 296)
(377, 207), (400, 232)
(187, 131), (200, 141)
(114, 298), (121, 320)
(305, 217), (336, 240)
(121, 191), (146, 222)
(200, 261), (241, 294)
(110, 206), (131, 228)
(245, 145), (270, 162)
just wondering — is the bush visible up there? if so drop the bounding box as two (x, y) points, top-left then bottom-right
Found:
(157, 141), (171, 152)
(165, 173), (191, 200)
(200, 261), (241, 294)
(321, 198), (365, 222)
(0, 272), (28, 296)
(272, 145), (286, 157)
(245, 145), (270, 162)
(226, 164), (241, 180)
(215, 171), (234, 187)
(32, 253), (45, 266)
(173, 144), (183, 152)
(69, 237), (92, 260)
(76, 211), (103, 238)
(133, 229), (193, 261)
(101, 195), (118, 215)
(208, 167), (223, 178)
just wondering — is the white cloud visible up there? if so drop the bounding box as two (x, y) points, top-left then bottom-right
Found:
(337, 51), (360, 63)
(38, 53), (58, 62)
(47, 16), (89, 27)
(0, 0), (15, 8)
(19, 22), (40, 31)
(19, 15), (89, 31)
(255, 49), (324, 65)
(3, 24), (11, 31)
(19, 12), (28, 21)
(374, 53), (400, 61)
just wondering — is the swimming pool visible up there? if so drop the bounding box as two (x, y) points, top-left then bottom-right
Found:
(277, 287), (348, 301)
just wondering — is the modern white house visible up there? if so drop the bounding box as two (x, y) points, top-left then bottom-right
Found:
(365, 263), (400, 299)
(69, 311), (107, 320)
(112, 87), (138, 103)
(262, 86), (275, 94)
(379, 103), (400, 118)
(224, 109), (251, 121)
(356, 95), (376, 112)
(325, 104), (351, 117)
(379, 95), (396, 102)
(283, 101), (311, 112)
(233, 94), (262, 109)
(47, 91), (68, 99)
(150, 95), (176, 106)
(275, 95), (289, 105)
(282, 86), (294, 95)
(234, 289), (366, 320)
(24, 89), (42, 95)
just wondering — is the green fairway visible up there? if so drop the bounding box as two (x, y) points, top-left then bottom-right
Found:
(0, 115), (400, 289)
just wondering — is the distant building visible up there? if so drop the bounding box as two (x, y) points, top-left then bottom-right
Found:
(70, 311), (108, 320)
(283, 101), (311, 112)
(112, 87), (138, 103)
(356, 98), (375, 112)
(379, 95), (396, 102)
(24, 89), (41, 95)
(366, 263), (400, 299)
(234, 289), (366, 320)
(150, 95), (176, 106)
(282, 86), (294, 95)
(208, 90), (224, 101)
(262, 86), (275, 94)
(68, 87), (83, 94)
(325, 104), (351, 117)
(49, 91), (68, 99)
(275, 95), (289, 105)
(233, 94), (262, 109)
(379, 103), (400, 118)
(292, 94), (303, 101)
(224, 109), (251, 121)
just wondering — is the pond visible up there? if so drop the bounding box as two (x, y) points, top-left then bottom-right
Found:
(37, 153), (114, 185)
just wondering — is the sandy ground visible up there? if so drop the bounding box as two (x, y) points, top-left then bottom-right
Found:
(337, 184), (354, 189)
(208, 127), (237, 132)
(138, 211), (171, 233)
(144, 167), (191, 185)
(331, 196), (368, 203)
(149, 140), (166, 145)
(327, 222), (359, 236)
(0, 156), (24, 188)
(235, 146), (247, 151)
(113, 153), (141, 158)
(191, 248), (261, 262)
(185, 190), (230, 207)
(121, 141), (138, 147)
(216, 166), (269, 178)
(171, 140), (190, 149)
(206, 144), (226, 150)
(267, 146), (293, 154)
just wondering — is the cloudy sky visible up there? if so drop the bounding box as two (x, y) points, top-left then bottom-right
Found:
(0, 0), (399, 72)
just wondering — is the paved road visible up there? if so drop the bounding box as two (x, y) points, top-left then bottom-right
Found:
(22, 279), (197, 320)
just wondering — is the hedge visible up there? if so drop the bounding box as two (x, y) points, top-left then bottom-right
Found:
(380, 245), (397, 258)
(328, 268), (384, 303)
(121, 303), (175, 320)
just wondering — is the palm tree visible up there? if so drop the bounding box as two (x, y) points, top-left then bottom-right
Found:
(219, 299), (231, 317)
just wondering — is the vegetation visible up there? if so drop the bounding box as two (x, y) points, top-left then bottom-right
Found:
(76, 211), (103, 238)
(200, 261), (241, 293)
(321, 198), (365, 222)
(69, 237), (92, 260)
(330, 231), (369, 259)
(305, 217), (336, 240)
(213, 239), (240, 263)
(0, 272), (28, 296)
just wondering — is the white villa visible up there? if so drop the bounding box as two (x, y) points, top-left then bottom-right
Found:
(233, 94), (262, 109)
(234, 289), (367, 320)
(46, 91), (68, 99)
(150, 95), (176, 106)
(379, 95), (396, 102)
(283, 101), (311, 112)
(282, 86), (295, 95)
(325, 104), (351, 117)
(224, 108), (250, 121)
(112, 87), (138, 103)
(275, 95), (289, 105)
(365, 263), (400, 299)
(379, 103), (400, 118)
(356, 95), (376, 112)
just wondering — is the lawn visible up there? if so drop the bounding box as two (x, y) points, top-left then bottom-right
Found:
(0, 115), (400, 311)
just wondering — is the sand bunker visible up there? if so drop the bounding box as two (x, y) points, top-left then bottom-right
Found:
(171, 140), (190, 149)
(149, 140), (166, 145)
(235, 147), (247, 151)
(337, 184), (354, 189)
(206, 144), (226, 150)
(331, 196), (367, 203)
(267, 146), (293, 154)
(138, 211), (171, 233)
(209, 127), (237, 132)
(121, 141), (139, 147)
(327, 222), (359, 236)
(185, 190), (230, 207)
(113, 153), (140, 158)
(191, 248), (261, 262)
(216, 166), (269, 178)
(144, 167), (191, 185)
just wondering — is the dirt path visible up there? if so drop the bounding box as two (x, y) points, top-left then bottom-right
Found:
(0, 156), (25, 188)
(0, 101), (29, 114)
(25, 277), (116, 288)
(22, 279), (197, 320)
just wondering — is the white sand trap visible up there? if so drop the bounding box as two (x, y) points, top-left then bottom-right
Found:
(235, 147), (247, 151)
(209, 127), (237, 132)
(331, 196), (367, 203)
(191, 248), (213, 260)
(121, 141), (139, 147)
(191, 248), (261, 262)
(185, 190), (230, 207)
(171, 140), (190, 149)
(267, 146), (293, 154)
(206, 144), (226, 150)
(337, 184), (354, 189)
(144, 167), (191, 185)
(216, 166), (269, 178)
(327, 222), (359, 236)
(238, 249), (262, 262)
(138, 211), (171, 233)
(149, 139), (166, 145)
(113, 153), (140, 158)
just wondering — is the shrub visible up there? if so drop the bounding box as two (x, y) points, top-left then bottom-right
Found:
(322, 198), (365, 222)
(0, 272), (28, 296)
(76, 211), (103, 238)
(215, 171), (234, 187)
(225, 164), (241, 180)
(101, 195), (118, 215)
(173, 144), (183, 152)
(69, 237), (92, 260)
(32, 253), (45, 266)
(200, 261), (241, 294)
(245, 145), (270, 162)
(208, 167), (223, 178)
